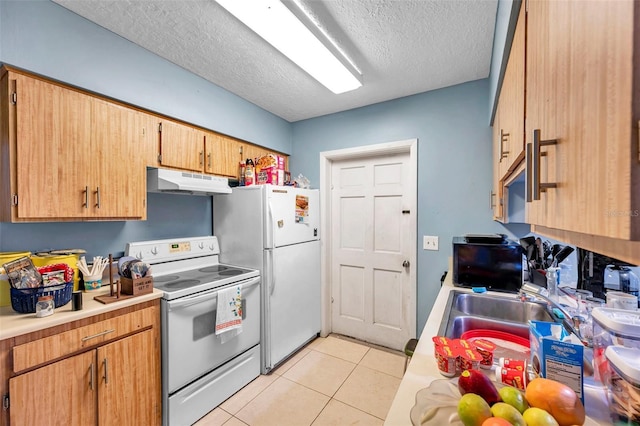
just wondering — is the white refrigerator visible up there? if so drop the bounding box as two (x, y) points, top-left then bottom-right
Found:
(213, 185), (321, 373)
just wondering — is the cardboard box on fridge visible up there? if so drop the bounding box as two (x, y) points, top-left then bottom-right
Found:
(529, 320), (584, 403)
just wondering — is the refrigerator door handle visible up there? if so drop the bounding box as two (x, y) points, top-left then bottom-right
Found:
(268, 249), (276, 295)
(265, 199), (275, 249)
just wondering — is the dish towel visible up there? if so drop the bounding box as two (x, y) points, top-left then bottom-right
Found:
(216, 285), (243, 343)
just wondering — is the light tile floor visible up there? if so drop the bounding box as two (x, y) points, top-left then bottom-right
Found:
(194, 335), (405, 426)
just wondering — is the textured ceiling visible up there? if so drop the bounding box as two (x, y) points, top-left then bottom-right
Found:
(53, 0), (498, 122)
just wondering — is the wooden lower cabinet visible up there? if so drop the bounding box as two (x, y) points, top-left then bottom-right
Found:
(1, 301), (161, 426)
(97, 330), (159, 425)
(9, 351), (96, 426)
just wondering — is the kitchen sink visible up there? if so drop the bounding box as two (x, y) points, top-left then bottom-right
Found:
(438, 290), (557, 339)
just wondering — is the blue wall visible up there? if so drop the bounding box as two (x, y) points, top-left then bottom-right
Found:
(291, 79), (530, 335)
(0, 0), (291, 258)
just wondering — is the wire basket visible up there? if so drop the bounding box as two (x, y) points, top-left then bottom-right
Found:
(10, 282), (73, 314)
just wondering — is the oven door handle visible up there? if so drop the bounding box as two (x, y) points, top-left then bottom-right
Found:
(168, 276), (261, 310)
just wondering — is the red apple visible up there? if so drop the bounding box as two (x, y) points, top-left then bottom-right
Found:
(458, 369), (501, 405)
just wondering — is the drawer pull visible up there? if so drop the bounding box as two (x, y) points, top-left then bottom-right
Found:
(82, 329), (115, 342)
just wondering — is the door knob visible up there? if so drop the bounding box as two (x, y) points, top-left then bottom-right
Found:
(402, 260), (410, 268)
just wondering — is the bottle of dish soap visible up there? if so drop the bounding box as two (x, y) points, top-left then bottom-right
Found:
(245, 158), (255, 186)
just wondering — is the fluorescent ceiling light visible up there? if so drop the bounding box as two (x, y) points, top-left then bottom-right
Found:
(216, 0), (362, 94)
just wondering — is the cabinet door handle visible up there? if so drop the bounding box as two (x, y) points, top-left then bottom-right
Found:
(103, 358), (109, 384)
(81, 328), (115, 342)
(499, 129), (510, 161)
(95, 186), (101, 208)
(199, 151), (204, 166)
(90, 362), (95, 390)
(526, 143), (533, 202)
(83, 186), (89, 208)
(207, 152), (212, 169)
(532, 129), (558, 200)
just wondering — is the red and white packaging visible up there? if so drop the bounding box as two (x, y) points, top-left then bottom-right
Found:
(499, 357), (527, 371)
(459, 349), (483, 371)
(472, 339), (497, 370)
(435, 345), (457, 377)
(495, 367), (530, 390)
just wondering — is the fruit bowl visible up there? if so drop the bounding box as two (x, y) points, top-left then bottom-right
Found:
(409, 378), (472, 425)
(410, 377), (601, 425)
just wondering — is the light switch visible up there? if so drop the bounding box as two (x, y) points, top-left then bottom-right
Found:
(423, 235), (439, 251)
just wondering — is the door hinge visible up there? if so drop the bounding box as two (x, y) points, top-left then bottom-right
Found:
(3, 393), (9, 410)
(10, 92), (17, 105)
(331, 297), (334, 303)
(158, 122), (162, 133)
(12, 194), (18, 206)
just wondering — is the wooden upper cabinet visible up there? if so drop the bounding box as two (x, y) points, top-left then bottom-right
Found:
(2, 72), (147, 221)
(14, 74), (92, 219)
(492, 108), (504, 221)
(204, 131), (241, 178)
(525, 0), (639, 241)
(92, 98), (146, 219)
(158, 119), (204, 172)
(497, 3), (526, 179)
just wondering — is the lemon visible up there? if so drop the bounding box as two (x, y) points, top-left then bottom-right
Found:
(522, 407), (559, 426)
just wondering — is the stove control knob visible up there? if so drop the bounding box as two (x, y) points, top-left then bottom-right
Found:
(198, 242), (205, 250)
(136, 251), (143, 259)
(209, 244), (215, 251)
(151, 247), (158, 255)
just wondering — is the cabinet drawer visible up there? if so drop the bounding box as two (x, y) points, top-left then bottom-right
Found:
(13, 306), (156, 373)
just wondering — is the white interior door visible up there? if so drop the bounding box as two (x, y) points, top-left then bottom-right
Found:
(330, 151), (415, 350)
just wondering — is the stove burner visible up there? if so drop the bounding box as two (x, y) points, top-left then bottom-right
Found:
(154, 275), (180, 283)
(219, 270), (243, 276)
(164, 279), (202, 289)
(199, 265), (229, 273)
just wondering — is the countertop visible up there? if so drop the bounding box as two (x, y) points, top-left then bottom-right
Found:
(0, 287), (163, 340)
(384, 277), (610, 425)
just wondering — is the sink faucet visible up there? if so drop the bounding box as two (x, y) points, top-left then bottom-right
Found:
(519, 282), (589, 347)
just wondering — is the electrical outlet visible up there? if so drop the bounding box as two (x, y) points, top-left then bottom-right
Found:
(423, 235), (439, 251)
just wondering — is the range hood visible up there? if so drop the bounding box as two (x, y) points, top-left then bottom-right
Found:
(147, 168), (232, 195)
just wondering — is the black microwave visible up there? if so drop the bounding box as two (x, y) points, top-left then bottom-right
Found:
(452, 236), (524, 292)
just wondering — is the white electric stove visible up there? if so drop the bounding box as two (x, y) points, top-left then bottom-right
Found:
(125, 236), (261, 426)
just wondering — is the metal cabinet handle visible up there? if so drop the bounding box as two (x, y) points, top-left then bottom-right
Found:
(199, 151), (204, 166)
(83, 186), (89, 208)
(207, 152), (212, 169)
(526, 143), (533, 202)
(90, 362), (95, 390)
(95, 186), (101, 208)
(490, 190), (496, 209)
(81, 328), (115, 342)
(103, 358), (109, 384)
(532, 129), (558, 200)
(499, 129), (510, 161)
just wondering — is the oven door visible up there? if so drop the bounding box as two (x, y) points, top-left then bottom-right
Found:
(163, 275), (260, 393)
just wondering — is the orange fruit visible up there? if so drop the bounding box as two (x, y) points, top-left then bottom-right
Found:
(481, 417), (512, 426)
(525, 378), (585, 426)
